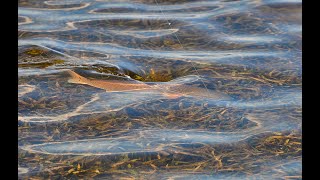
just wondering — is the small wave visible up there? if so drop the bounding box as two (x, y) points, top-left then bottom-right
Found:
(18, 16), (33, 26)
(18, 167), (29, 175)
(18, 84), (36, 97)
(21, 128), (255, 155)
(108, 29), (179, 38)
(18, 38), (282, 63)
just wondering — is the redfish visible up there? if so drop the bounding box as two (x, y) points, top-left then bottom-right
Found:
(158, 84), (231, 100)
(66, 70), (153, 92)
(66, 70), (231, 100)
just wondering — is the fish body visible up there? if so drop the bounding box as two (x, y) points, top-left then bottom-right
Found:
(66, 70), (231, 100)
(67, 70), (153, 92)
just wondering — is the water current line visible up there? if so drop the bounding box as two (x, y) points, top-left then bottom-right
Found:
(153, 0), (211, 96)
(36, 44), (76, 60)
(36, 43), (120, 72)
(34, 44), (93, 70)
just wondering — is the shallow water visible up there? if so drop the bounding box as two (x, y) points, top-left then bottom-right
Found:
(18, 0), (301, 179)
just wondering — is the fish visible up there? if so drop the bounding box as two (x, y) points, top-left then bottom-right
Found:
(159, 84), (232, 100)
(66, 70), (153, 92)
(66, 70), (231, 100)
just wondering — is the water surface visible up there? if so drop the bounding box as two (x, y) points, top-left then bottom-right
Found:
(18, 0), (301, 179)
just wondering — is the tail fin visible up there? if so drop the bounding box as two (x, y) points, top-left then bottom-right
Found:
(66, 70), (88, 85)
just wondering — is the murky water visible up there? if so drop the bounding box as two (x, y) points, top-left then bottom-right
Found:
(18, 0), (301, 179)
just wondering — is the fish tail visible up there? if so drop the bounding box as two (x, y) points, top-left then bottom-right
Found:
(162, 84), (232, 100)
(66, 70), (89, 85)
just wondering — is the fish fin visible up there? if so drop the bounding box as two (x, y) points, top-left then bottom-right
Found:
(66, 70), (88, 85)
(162, 93), (182, 99)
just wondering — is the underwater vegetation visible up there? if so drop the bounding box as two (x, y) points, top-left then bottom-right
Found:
(18, 0), (301, 179)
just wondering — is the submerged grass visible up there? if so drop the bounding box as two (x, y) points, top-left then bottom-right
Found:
(18, 2), (301, 178)
(18, 71), (301, 178)
(18, 130), (301, 179)
(18, 49), (301, 178)
(18, 59), (65, 68)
